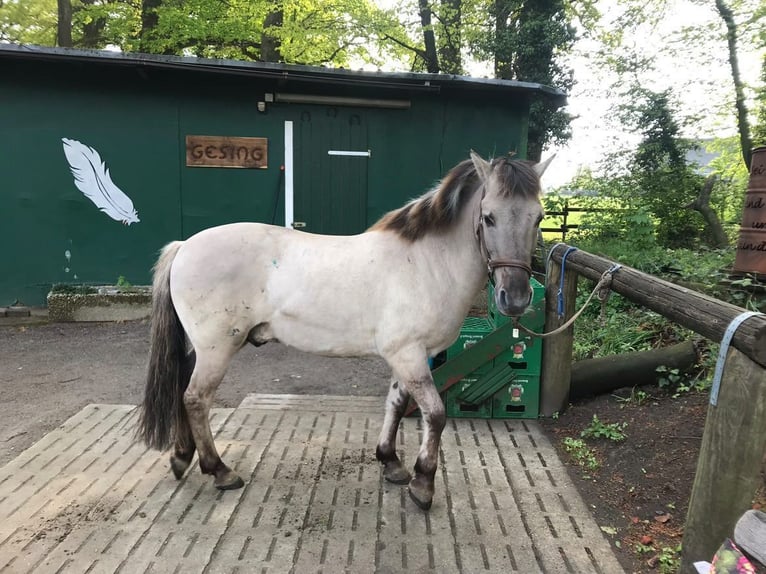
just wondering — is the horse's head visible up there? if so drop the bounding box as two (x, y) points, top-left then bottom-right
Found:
(471, 151), (552, 317)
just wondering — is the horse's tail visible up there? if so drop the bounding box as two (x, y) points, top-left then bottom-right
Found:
(137, 241), (189, 451)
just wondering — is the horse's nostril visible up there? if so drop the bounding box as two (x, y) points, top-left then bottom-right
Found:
(498, 288), (509, 308)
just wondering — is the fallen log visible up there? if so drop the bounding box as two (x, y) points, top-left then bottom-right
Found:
(569, 340), (699, 399)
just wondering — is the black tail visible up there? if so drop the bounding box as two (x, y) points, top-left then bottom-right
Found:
(137, 241), (192, 451)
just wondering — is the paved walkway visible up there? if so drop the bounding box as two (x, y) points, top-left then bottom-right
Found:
(0, 394), (624, 573)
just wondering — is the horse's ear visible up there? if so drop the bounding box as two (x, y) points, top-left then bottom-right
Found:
(470, 150), (492, 182)
(534, 154), (556, 177)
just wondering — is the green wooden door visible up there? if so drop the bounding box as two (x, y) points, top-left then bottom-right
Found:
(294, 107), (368, 235)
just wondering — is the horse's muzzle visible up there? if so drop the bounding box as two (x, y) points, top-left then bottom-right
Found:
(494, 270), (533, 317)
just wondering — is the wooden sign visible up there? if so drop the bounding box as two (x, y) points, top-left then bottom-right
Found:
(186, 136), (268, 169)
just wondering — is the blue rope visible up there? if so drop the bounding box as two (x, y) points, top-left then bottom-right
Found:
(557, 246), (578, 318)
(710, 311), (765, 406)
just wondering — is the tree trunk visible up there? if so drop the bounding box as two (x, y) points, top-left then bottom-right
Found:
(76, 0), (106, 48)
(569, 341), (699, 399)
(261, 9), (283, 62)
(140, 0), (162, 52)
(686, 174), (729, 248)
(437, 0), (462, 74)
(57, 0), (73, 47)
(418, 0), (439, 73)
(493, 0), (514, 79)
(715, 0), (753, 170)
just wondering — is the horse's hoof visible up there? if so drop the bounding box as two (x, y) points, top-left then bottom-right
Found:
(408, 476), (434, 511)
(214, 471), (245, 491)
(170, 455), (191, 480)
(408, 486), (433, 511)
(383, 462), (412, 485)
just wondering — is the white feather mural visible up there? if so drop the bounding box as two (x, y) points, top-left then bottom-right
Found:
(62, 138), (140, 225)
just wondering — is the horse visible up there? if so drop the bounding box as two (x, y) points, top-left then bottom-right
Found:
(138, 151), (551, 511)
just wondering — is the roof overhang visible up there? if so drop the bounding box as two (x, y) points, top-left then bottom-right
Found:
(0, 43), (567, 108)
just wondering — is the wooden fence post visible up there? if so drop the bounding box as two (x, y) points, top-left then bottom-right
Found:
(680, 348), (766, 573)
(539, 257), (578, 416)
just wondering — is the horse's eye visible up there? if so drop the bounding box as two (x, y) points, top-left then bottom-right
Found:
(483, 215), (494, 227)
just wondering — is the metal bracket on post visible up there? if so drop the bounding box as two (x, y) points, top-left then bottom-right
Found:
(710, 311), (766, 406)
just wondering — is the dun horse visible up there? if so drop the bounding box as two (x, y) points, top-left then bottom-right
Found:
(138, 151), (550, 510)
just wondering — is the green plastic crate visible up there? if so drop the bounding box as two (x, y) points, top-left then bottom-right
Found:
(488, 277), (545, 329)
(456, 362), (514, 405)
(491, 374), (540, 419)
(445, 378), (493, 418)
(446, 317), (493, 360)
(493, 332), (543, 375)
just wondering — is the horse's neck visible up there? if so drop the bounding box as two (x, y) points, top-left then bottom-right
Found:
(416, 192), (487, 312)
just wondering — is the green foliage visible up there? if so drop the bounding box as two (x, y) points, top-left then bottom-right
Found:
(580, 415), (627, 442)
(618, 89), (707, 247)
(0, 0), (57, 45)
(0, 0), (404, 67)
(657, 544), (682, 574)
(116, 275), (133, 289)
(562, 437), (600, 470)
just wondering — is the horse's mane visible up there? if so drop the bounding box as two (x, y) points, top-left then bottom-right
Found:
(369, 157), (540, 241)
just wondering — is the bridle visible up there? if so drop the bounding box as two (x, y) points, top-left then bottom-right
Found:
(475, 186), (533, 284)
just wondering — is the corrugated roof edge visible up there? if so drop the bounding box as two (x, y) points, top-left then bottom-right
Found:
(0, 43), (567, 107)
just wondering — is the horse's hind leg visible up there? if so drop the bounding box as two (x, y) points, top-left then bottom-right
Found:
(170, 350), (197, 480)
(184, 349), (244, 490)
(376, 378), (412, 484)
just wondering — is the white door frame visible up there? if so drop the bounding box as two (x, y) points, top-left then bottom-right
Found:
(284, 120), (294, 229)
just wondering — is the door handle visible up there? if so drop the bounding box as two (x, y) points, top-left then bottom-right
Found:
(292, 221), (307, 228)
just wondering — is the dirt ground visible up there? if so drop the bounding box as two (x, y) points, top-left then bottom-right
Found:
(2, 317), (765, 573)
(0, 318), (390, 468)
(540, 386), (766, 573)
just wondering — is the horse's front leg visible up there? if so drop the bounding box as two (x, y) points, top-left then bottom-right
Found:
(376, 378), (412, 484)
(386, 349), (446, 511)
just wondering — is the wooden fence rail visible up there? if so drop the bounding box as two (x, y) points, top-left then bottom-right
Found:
(539, 243), (766, 574)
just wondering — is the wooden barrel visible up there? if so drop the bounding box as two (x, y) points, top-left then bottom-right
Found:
(733, 147), (766, 277)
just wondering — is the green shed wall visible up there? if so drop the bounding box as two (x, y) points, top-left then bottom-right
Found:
(0, 58), (529, 306)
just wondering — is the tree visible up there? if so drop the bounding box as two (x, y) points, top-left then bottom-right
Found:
(627, 89), (708, 247)
(473, 0), (577, 160)
(0, 0), (57, 45)
(57, 0), (72, 47)
(754, 54), (766, 148)
(714, 0), (753, 169)
(260, 5), (283, 62)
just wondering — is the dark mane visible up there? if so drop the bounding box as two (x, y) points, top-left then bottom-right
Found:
(369, 157), (540, 241)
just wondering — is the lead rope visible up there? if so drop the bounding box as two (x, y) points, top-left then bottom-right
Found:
(513, 261), (622, 339)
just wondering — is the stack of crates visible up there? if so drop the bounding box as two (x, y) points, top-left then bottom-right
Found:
(442, 278), (545, 419)
(442, 316), (495, 418)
